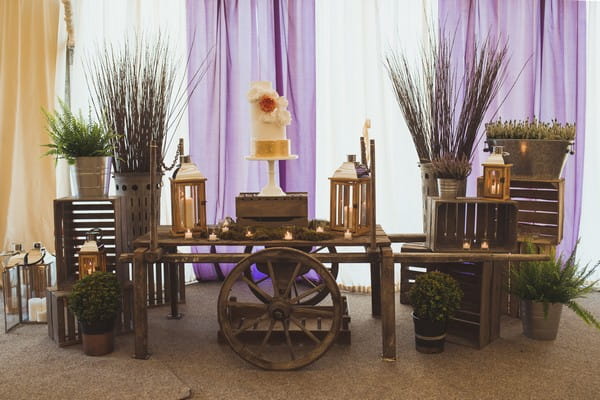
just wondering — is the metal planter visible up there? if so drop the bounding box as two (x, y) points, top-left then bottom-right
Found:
(487, 139), (573, 179)
(69, 156), (112, 197)
(520, 300), (563, 340)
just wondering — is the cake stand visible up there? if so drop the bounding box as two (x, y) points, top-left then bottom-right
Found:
(245, 155), (298, 196)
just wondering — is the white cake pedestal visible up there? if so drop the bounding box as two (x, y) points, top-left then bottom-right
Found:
(245, 155), (298, 196)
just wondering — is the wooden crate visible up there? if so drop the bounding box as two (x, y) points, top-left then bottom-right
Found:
(477, 178), (564, 245)
(235, 192), (308, 227)
(53, 197), (127, 289)
(425, 197), (518, 252)
(400, 243), (502, 349)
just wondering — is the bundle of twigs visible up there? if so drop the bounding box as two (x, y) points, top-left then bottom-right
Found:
(86, 34), (211, 173)
(385, 25), (509, 163)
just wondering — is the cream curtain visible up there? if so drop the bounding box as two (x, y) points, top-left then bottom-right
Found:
(0, 0), (60, 252)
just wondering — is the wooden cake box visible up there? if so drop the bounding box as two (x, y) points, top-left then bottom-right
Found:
(235, 192), (308, 227)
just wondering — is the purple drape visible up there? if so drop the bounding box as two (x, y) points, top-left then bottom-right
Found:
(439, 0), (586, 255)
(186, 0), (316, 280)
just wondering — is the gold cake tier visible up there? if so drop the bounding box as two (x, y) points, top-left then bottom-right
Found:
(251, 139), (291, 158)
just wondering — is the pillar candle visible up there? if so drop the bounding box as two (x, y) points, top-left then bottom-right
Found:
(184, 197), (194, 229)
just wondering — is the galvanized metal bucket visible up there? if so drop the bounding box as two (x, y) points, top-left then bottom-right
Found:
(521, 300), (563, 340)
(437, 178), (462, 199)
(487, 139), (573, 179)
(69, 156), (112, 197)
(113, 172), (162, 252)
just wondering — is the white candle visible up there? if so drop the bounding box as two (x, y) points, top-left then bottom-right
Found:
(481, 240), (489, 250)
(284, 231), (293, 240)
(37, 311), (47, 323)
(28, 298), (41, 321)
(208, 232), (218, 241)
(184, 197), (194, 229)
(316, 226), (324, 233)
(462, 240), (471, 250)
(245, 230), (253, 238)
(344, 229), (353, 240)
(221, 226), (229, 233)
(184, 229), (193, 239)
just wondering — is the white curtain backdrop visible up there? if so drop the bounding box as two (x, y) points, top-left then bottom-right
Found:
(315, 0), (436, 287)
(579, 2), (600, 280)
(54, 0), (196, 283)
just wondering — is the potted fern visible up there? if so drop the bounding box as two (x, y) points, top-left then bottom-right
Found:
(431, 155), (472, 199)
(409, 271), (463, 353)
(68, 271), (121, 356)
(43, 99), (115, 197)
(511, 242), (600, 340)
(485, 118), (575, 179)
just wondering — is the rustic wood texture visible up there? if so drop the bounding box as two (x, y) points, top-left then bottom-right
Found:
(425, 197), (518, 253)
(133, 248), (149, 359)
(477, 177), (565, 245)
(47, 287), (80, 347)
(235, 192), (308, 227)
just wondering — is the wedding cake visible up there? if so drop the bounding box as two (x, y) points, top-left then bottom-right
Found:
(247, 81), (292, 158)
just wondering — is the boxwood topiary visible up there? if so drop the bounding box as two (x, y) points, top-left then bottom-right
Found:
(409, 271), (463, 322)
(68, 271), (121, 324)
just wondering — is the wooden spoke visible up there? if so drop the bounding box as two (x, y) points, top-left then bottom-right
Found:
(255, 319), (277, 357)
(290, 284), (326, 304)
(255, 275), (270, 285)
(241, 276), (273, 302)
(283, 262), (303, 298)
(292, 281), (299, 298)
(283, 320), (296, 360)
(267, 260), (278, 294)
(311, 246), (326, 253)
(301, 274), (319, 288)
(232, 313), (269, 337)
(292, 306), (334, 319)
(289, 315), (321, 344)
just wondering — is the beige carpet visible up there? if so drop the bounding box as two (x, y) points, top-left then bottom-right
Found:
(2, 283), (600, 399)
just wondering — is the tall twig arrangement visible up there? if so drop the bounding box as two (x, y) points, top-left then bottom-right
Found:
(86, 34), (211, 173)
(385, 25), (509, 163)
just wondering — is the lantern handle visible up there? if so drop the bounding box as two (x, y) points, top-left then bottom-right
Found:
(87, 228), (103, 243)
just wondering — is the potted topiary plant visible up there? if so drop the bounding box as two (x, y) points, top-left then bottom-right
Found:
(431, 155), (472, 199)
(68, 271), (121, 356)
(43, 99), (115, 197)
(485, 118), (575, 179)
(409, 271), (463, 353)
(510, 242), (600, 340)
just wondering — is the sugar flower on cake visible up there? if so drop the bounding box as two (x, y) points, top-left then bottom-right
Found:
(248, 81), (291, 127)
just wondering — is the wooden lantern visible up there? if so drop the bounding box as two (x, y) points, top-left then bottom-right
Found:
(78, 230), (107, 278)
(329, 155), (372, 235)
(482, 146), (512, 200)
(170, 155), (207, 236)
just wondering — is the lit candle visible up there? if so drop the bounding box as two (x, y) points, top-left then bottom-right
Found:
(344, 229), (353, 240)
(221, 226), (229, 233)
(184, 229), (193, 239)
(462, 239), (471, 250)
(208, 232), (218, 241)
(481, 240), (489, 250)
(184, 197), (194, 229)
(316, 226), (324, 233)
(284, 231), (293, 240)
(245, 230), (254, 238)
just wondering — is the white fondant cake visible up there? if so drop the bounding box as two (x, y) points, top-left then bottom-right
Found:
(247, 81), (292, 158)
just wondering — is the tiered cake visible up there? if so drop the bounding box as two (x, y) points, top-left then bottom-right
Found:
(247, 81), (293, 158)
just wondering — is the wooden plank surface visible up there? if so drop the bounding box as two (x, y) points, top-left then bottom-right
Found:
(394, 252), (550, 263)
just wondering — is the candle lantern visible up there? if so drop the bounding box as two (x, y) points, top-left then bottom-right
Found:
(170, 152), (207, 236)
(482, 146), (512, 200)
(78, 229), (107, 278)
(2, 243), (51, 332)
(329, 155), (372, 235)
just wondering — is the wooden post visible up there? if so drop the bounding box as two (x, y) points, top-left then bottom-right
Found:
(369, 139), (376, 251)
(133, 247), (149, 359)
(380, 245), (396, 360)
(149, 140), (158, 251)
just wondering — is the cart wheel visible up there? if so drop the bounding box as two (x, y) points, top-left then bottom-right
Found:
(218, 247), (342, 370)
(243, 246), (339, 306)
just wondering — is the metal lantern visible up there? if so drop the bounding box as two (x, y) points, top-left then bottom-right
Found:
(170, 155), (207, 236)
(2, 243), (51, 332)
(329, 155), (372, 235)
(482, 146), (512, 200)
(78, 229), (107, 278)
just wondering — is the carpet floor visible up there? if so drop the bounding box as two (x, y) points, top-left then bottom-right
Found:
(2, 282), (599, 399)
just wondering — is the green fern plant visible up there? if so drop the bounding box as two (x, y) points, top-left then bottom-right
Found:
(42, 98), (116, 164)
(511, 242), (600, 330)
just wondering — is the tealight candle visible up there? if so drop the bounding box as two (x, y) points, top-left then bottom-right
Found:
(221, 226), (229, 233)
(208, 232), (218, 241)
(284, 231), (293, 240)
(184, 229), (193, 239)
(462, 239), (471, 250)
(245, 230), (253, 238)
(316, 226), (324, 233)
(344, 229), (353, 240)
(481, 240), (489, 250)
